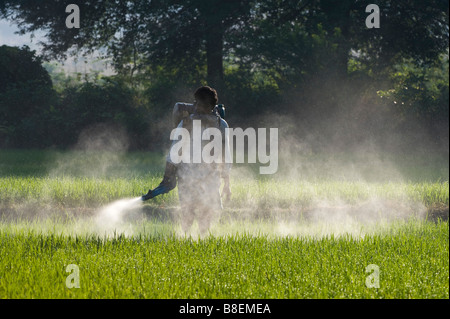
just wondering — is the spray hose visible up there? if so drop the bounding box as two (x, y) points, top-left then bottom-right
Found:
(141, 183), (173, 201)
(141, 162), (177, 201)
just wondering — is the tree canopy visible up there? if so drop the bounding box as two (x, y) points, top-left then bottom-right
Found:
(0, 45), (56, 147)
(1, 1), (448, 87)
(0, 1), (448, 150)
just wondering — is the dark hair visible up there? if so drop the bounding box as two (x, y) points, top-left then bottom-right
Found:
(194, 86), (218, 109)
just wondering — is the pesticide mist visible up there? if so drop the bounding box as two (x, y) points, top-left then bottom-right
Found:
(1, 113), (445, 240)
(95, 197), (143, 236)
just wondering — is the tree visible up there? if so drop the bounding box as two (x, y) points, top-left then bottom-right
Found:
(0, 0), (253, 96)
(2, 0), (447, 92)
(234, 0), (448, 83)
(377, 54), (449, 145)
(53, 78), (149, 148)
(0, 45), (56, 147)
(1, 0), (448, 151)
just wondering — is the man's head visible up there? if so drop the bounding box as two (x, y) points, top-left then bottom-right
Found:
(194, 86), (218, 112)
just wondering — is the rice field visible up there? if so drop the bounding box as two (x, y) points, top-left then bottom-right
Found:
(0, 221), (448, 299)
(0, 149), (448, 299)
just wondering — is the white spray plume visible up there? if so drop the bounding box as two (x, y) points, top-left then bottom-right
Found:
(95, 197), (142, 236)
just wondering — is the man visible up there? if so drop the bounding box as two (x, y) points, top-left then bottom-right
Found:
(143, 86), (231, 234)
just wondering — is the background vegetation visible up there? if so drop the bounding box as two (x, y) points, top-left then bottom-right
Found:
(0, 0), (448, 156)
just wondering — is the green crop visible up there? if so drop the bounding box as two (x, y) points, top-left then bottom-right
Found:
(0, 219), (447, 299)
(0, 149), (448, 299)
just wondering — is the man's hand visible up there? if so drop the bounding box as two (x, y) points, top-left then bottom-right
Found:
(221, 176), (231, 202)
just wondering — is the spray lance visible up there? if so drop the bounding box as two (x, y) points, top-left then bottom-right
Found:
(141, 104), (226, 201)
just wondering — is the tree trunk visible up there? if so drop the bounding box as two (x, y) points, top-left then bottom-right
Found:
(321, 0), (353, 77)
(205, 18), (224, 95)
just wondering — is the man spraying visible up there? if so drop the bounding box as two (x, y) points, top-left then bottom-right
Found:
(142, 86), (231, 234)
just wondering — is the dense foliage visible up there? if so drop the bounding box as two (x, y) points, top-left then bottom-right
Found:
(0, 1), (448, 151)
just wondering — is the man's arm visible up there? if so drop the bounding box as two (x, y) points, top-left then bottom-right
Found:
(142, 120), (183, 201)
(173, 102), (195, 127)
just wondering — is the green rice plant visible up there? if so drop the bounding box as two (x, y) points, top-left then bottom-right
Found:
(0, 219), (447, 298)
(0, 176), (448, 209)
(0, 149), (448, 299)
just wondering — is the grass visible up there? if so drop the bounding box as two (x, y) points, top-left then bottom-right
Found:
(0, 220), (447, 298)
(0, 149), (448, 299)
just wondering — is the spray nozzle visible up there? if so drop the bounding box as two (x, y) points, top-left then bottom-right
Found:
(141, 185), (169, 201)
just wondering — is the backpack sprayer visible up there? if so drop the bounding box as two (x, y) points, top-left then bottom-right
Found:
(141, 104), (226, 201)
